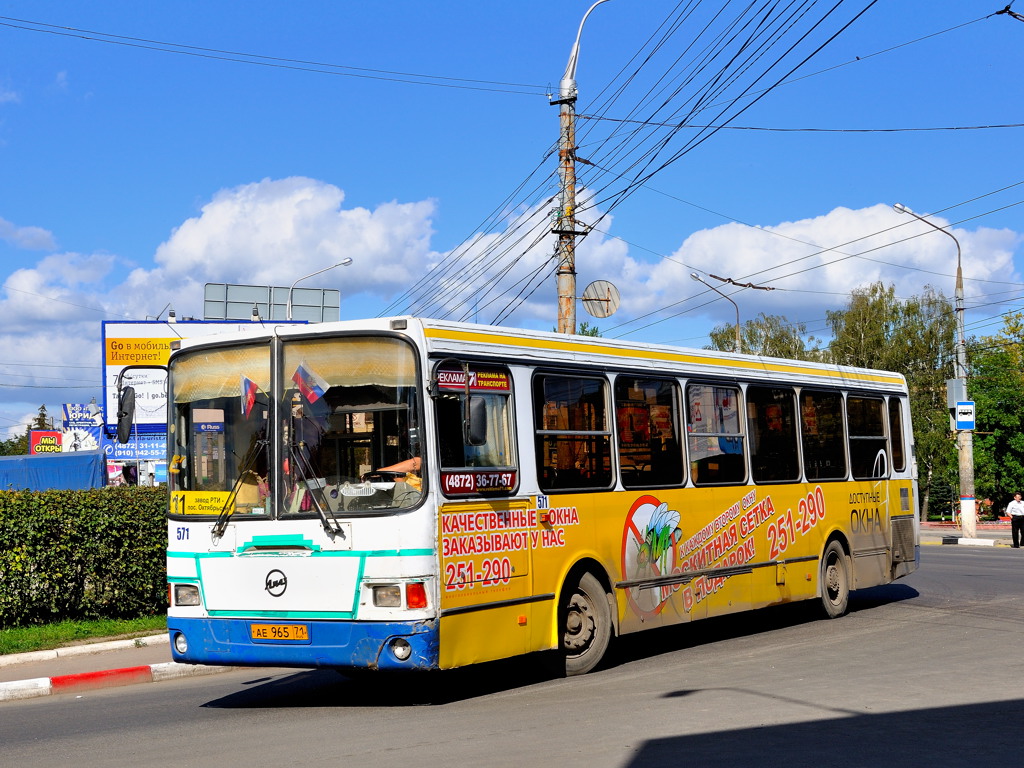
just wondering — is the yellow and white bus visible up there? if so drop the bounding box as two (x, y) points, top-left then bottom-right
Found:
(161, 317), (918, 675)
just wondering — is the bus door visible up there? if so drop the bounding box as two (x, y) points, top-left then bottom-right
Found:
(682, 383), (754, 619)
(431, 363), (535, 668)
(846, 395), (892, 584)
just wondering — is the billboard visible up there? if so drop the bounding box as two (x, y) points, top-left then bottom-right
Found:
(204, 282), (340, 322)
(101, 432), (167, 462)
(30, 430), (63, 454)
(101, 320), (288, 435)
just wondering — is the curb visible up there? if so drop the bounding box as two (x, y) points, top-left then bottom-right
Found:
(940, 536), (1000, 547)
(0, 660), (233, 702)
(0, 634), (232, 702)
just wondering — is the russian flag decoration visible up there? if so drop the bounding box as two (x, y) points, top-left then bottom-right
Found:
(292, 363), (329, 403)
(240, 376), (258, 417)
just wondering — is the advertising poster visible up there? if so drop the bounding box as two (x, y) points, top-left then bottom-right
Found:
(29, 430), (62, 454)
(102, 320), (282, 434)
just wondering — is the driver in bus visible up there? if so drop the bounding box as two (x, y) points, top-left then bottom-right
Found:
(373, 456), (421, 483)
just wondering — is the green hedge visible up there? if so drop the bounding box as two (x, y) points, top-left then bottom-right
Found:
(0, 487), (166, 629)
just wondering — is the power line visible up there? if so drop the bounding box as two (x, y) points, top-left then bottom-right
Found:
(0, 15), (548, 96)
(462, 0), (886, 325)
(0, 383), (98, 389)
(579, 116), (1024, 133)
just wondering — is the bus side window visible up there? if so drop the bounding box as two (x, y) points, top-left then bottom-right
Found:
(800, 390), (847, 481)
(747, 386), (800, 483)
(686, 383), (746, 486)
(614, 376), (683, 489)
(888, 398), (906, 473)
(436, 392), (515, 470)
(534, 374), (613, 492)
(848, 396), (888, 480)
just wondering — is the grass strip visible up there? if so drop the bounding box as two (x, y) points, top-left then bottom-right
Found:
(0, 616), (167, 656)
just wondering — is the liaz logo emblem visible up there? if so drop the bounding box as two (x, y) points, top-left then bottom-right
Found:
(265, 569), (287, 597)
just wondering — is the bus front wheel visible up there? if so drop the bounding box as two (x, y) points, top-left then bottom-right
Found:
(819, 540), (850, 618)
(560, 572), (611, 676)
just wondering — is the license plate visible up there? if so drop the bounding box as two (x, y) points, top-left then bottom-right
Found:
(250, 623), (310, 642)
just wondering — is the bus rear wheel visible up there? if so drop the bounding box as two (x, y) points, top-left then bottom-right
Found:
(560, 572), (611, 676)
(819, 540), (850, 618)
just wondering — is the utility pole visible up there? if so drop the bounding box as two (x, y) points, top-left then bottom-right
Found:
(894, 203), (975, 537)
(552, 1), (612, 335)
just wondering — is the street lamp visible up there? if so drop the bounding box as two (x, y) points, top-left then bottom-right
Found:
(286, 259), (353, 321)
(894, 202), (974, 537)
(691, 272), (742, 353)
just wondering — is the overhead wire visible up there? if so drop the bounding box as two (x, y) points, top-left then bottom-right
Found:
(585, 2), (880, 227)
(486, 3), (1021, 328)
(383, 1), (1010, 328)
(0, 15), (548, 96)
(5, 7), (1007, 330)
(493, 0), (878, 324)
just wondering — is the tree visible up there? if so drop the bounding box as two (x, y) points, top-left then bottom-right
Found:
(708, 313), (822, 360)
(826, 282), (957, 520)
(31, 404), (53, 430)
(967, 317), (1024, 510)
(552, 322), (601, 336)
(0, 433), (28, 456)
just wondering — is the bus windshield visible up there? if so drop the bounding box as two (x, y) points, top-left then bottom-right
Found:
(282, 336), (423, 514)
(169, 335), (423, 518)
(169, 342), (272, 514)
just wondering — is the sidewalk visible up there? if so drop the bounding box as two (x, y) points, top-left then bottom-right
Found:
(920, 520), (1013, 547)
(0, 633), (231, 702)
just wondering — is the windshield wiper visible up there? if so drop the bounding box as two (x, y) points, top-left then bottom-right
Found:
(289, 441), (346, 540)
(212, 439), (269, 539)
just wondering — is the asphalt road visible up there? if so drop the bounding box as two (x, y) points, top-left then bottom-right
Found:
(4, 545), (1024, 768)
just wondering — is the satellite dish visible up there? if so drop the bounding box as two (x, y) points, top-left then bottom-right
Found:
(582, 280), (620, 319)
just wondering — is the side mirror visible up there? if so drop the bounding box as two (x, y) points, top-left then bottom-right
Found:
(465, 396), (487, 446)
(116, 386), (136, 444)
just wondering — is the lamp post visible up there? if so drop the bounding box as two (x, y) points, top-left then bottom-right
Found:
(552, 0), (613, 334)
(894, 202), (974, 537)
(286, 258), (353, 321)
(691, 272), (742, 353)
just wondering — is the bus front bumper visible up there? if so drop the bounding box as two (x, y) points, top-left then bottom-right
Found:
(167, 616), (439, 671)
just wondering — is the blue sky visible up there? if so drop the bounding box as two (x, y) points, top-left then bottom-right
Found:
(1, 1), (1022, 437)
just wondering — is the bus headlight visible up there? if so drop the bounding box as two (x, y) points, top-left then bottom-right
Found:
(373, 585), (402, 607)
(174, 632), (189, 654)
(173, 584), (201, 607)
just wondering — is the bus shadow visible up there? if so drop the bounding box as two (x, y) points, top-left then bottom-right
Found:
(625, 697), (1023, 766)
(202, 655), (557, 708)
(608, 582), (919, 668)
(203, 582), (920, 709)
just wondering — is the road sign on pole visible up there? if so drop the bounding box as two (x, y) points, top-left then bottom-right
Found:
(955, 401), (975, 431)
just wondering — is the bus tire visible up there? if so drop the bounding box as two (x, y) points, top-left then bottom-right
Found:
(819, 540), (850, 618)
(560, 571), (612, 676)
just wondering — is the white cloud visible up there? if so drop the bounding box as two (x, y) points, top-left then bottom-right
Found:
(0, 216), (56, 250)
(0, 253), (115, 331)
(0, 182), (1020, 432)
(123, 177), (438, 317)
(606, 204), (1023, 337)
